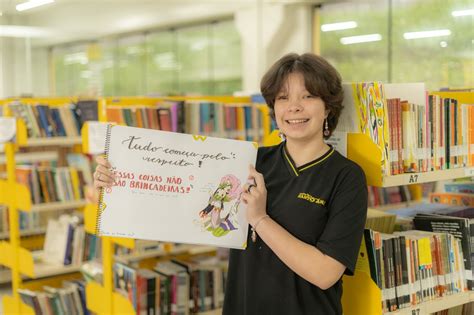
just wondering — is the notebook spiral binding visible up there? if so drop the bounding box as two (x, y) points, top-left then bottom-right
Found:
(95, 123), (112, 235)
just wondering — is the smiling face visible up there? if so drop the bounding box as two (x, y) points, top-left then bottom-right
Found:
(274, 72), (329, 145)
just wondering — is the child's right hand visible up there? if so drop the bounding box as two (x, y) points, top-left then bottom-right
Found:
(93, 155), (115, 192)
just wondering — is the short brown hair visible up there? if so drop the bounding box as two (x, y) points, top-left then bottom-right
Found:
(260, 53), (344, 139)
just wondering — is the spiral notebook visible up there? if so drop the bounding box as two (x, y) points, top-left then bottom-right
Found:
(96, 124), (258, 249)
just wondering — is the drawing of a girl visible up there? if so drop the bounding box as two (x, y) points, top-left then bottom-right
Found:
(199, 174), (242, 235)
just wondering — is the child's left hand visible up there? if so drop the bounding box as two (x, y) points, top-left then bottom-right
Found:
(242, 165), (268, 227)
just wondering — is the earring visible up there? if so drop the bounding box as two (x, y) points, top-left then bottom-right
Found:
(323, 119), (330, 137)
(278, 130), (286, 140)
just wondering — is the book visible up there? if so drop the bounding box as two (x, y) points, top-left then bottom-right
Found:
(413, 213), (473, 290)
(97, 124), (257, 249)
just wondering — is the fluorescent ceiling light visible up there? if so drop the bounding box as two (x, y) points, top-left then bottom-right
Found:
(340, 34), (382, 45)
(321, 21), (357, 32)
(403, 29), (451, 39)
(16, 0), (55, 12)
(452, 9), (474, 17)
(0, 25), (51, 38)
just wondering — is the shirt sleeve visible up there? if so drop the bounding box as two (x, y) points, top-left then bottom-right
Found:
(316, 164), (368, 275)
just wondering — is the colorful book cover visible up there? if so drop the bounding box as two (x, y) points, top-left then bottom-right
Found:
(98, 125), (257, 249)
(352, 82), (391, 175)
(430, 192), (474, 207)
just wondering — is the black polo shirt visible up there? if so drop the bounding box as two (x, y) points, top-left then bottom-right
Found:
(223, 142), (368, 315)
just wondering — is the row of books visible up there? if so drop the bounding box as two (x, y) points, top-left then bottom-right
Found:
(0, 206), (77, 236)
(15, 165), (86, 204)
(18, 280), (89, 315)
(43, 214), (101, 266)
(368, 186), (413, 208)
(362, 199), (474, 312)
(364, 229), (468, 313)
(8, 100), (98, 138)
(106, 101), (267, 142)
(339, 83), (474, 176)
(430, 192), (474, 207)
(113, 256), (228, 314)
(389, 96), (474, 174)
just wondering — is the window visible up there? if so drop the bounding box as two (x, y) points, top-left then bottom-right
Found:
(51, 19), (243, 96)
(319, 0), (473, 90)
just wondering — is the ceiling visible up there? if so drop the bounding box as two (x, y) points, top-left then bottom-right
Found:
(0, 0), (330, 46)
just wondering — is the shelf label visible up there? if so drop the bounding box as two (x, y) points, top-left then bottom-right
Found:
(465, 168), (474, 177)
(411, 309), (421, 315)
(408, 174), (419, 183)
(0, 118), (16, 144)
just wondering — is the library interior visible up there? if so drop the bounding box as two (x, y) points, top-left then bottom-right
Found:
(0, 0), (473, 314)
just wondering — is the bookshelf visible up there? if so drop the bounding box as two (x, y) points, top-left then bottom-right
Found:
(0, 151), (58, 164)
(24, 136), (82, 147)
(385, 291), (474, 315)
(115, 244), (217, 264)
(30, 199), (87, 212)
(0, 263), (82, 285)
(341, 90), (474, 315)
(0, 227), (47, 240)
(0, 105), (90, 314)
(347, 133), (474, 187)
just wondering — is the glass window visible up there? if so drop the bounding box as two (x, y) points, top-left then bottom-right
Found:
(319, 1), (389, 83)
(212, 20), (242, 95)
(98, 40), (118, 96)
(51, 19), (243, 96)
(116, 35), (146, 96)
(391, 0), (473, 90)
(146, 30), (178, 95)
(52, 44), (101, 96)
(319, 0), (473, 90)
(177, 24), (212, 95)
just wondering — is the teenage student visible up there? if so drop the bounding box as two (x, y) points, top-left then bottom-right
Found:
(93, 52), (368, 315)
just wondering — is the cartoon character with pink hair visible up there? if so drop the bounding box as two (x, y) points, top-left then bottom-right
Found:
(199, 174), (242, 237)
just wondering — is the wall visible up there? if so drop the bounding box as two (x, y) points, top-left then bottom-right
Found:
(235, 3), (313, 93)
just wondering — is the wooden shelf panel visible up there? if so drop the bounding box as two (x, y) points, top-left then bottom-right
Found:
(382, 167), (474, 187)
(23, 136), (82, 147)
(29, 199), (87, 212)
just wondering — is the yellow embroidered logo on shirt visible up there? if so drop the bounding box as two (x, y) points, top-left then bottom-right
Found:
(297, 193), (326, 206)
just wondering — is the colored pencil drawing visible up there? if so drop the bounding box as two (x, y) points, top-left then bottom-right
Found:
(197, 174), (242, 237)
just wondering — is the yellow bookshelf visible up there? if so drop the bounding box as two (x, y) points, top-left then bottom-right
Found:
(0, 116), (36, 314)
(342, 271), (474, 315)
(0, 103), (90, 314)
